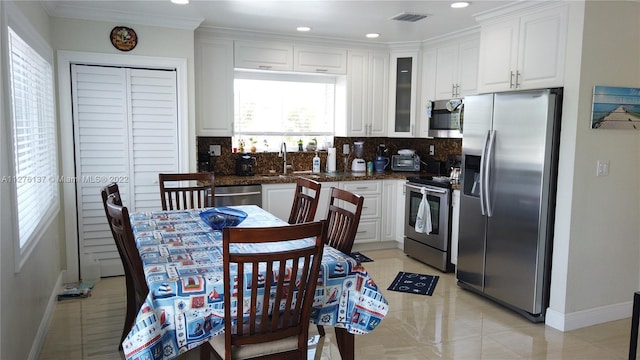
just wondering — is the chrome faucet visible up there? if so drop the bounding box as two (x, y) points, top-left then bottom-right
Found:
(280, 142), (288, 174)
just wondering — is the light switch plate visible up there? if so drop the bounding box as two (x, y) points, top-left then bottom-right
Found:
(429, 145), (435, 156)
(209, 144), (221, 156)
(596, 160), (609, 177)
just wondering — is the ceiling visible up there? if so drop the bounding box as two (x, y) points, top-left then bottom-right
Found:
(42, 0), (518, 44)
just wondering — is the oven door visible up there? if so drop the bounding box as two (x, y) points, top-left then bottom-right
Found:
(404, 183), (450, 251)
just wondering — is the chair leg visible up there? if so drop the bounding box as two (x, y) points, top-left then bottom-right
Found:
(629, 291), (640, 360)
(200, 343), (209, 360)
(317, 324), (325, 337)
(120, 278), (137, 350)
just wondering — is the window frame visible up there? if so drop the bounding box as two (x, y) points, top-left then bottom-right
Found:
(233, 70), (337, 151)
(4, 3), (60, 272)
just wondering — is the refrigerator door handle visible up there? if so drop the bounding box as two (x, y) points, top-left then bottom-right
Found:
(484, 130), (497, 217)
(479, 130), (491, 216)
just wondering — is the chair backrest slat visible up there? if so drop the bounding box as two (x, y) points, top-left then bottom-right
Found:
(158, 172), (215, 210)
(325, 187), (364, 255)
(288, 177), (322, 224)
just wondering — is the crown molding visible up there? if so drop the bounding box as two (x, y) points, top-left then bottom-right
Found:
(43, 3), (203, 30)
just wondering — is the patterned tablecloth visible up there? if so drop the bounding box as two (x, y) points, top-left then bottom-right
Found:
(122, 205), (389, 360)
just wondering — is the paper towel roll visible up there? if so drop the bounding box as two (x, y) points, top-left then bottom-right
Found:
(327, 148), (337, 172)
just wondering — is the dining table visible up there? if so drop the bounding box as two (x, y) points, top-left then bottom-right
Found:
(121, 205), (389, 360)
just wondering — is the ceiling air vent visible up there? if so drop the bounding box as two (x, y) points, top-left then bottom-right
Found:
(391, 12), (428, 22)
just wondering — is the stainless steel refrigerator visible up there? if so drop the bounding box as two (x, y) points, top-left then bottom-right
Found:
(456, 88), (562, 322)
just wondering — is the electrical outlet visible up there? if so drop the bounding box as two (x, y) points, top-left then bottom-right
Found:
(429, 145), (435, 156)
(596, 160), (609, 177)
(209, 144), (221, 157)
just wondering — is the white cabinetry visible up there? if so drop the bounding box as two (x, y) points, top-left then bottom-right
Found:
(477, 4), (568, 93)
(451, 189), (460, 265)
(434, 38), (479, 100)
(195, 38), (234, 136)
(312, 181), (340, 221)
(234, 41), (293, 71)
(388, 51), (419, 137)
(382, 180), (399, 241)
(235, 41), (347, 74)
(347, 50), (388, 136)
(340, 180), (382, 245)
(294, 46), (347, 74)
(261, 183), (296, 222)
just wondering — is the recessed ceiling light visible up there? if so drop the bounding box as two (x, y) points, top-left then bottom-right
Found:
(297, 26), (311, 32)
(451, 2), (470, 8)
(366, 33), (380, 39)
(171, 0), (189, 4)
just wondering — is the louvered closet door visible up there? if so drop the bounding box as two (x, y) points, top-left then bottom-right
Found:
(72, 65), (179, 277)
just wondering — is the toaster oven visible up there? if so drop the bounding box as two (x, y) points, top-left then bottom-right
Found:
(391, 154), (421, 172)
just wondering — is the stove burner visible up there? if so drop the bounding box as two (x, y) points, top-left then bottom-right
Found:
(406, 175), (452, 189)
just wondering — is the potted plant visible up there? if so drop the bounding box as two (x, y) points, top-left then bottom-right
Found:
(249, 137), (257, 152)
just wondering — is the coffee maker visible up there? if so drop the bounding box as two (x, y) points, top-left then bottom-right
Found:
(235, 154), (256, 176)
(198, 152), (212, 172)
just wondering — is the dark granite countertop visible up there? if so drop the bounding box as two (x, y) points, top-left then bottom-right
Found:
(215, 171), (422, 186)
(214, 171), (462, 191)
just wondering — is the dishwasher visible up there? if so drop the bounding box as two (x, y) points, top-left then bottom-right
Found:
(213, 184), (262, 207)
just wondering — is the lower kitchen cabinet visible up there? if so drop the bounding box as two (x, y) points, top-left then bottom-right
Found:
(312, 181), (340, 221)
(261, 179), (401, 250)
(451, 189), (460, 265)
(340, 180), (382, 245)
(261, 183), (296, 222)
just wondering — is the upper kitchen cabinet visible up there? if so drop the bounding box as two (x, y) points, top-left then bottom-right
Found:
(434, 37), (479, 100)
(346, 50), (389, 137)
(294, 46), (347, 74)
(234, 41), (347, 74)
(234, 40), (294, 71)
(476, 3), (568, 93)
(196, 37), (234, 136)
(388, 50), (418, 138)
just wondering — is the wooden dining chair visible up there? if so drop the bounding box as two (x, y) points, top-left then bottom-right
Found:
(288, 177), (322, 224)
(103, 191), (149, 348)
(317, 187), (364, 337)
(159, 172), (215, 210)
(201, 220), (327, 360)
(100, 184), (134, 348)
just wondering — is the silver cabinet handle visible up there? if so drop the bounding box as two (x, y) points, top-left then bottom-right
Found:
(509, 71), (515, 89)
(258, 65), (272, 70)
(515, 71), (521, 88)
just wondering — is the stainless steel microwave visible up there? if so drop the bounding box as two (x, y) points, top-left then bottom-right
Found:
(428, 99), (463, 138)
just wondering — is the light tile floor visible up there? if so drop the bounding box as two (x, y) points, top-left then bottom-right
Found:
(40, 248), (635, 359)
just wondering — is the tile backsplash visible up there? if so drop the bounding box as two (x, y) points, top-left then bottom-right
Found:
(197, 136), (461, 176)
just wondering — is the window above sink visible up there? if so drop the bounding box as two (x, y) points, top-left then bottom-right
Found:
(233, 70), (340, 153)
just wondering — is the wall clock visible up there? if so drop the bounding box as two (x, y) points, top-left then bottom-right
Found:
(110, 26), (138, 52)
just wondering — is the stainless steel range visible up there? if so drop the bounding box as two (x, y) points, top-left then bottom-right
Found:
(403, 176), (453, 272)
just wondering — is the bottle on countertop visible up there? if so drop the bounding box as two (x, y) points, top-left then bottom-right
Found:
(312, 152), (321, 173)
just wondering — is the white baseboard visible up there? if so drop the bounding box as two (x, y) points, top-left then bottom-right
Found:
(545, 300), (632, 331)
(28, 271), (65, 360)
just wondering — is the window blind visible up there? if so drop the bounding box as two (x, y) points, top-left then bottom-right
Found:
(8, 27), (58, 247)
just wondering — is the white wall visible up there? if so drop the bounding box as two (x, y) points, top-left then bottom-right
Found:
(548, 0), (640, 331)
(50, 16), (197, 172)
(1, 2), (65, 359)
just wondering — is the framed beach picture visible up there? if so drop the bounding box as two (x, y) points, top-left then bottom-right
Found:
(591, 86), (640, 129)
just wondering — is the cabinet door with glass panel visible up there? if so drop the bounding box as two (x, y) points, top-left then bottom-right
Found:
(388, 50), (418, 137)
